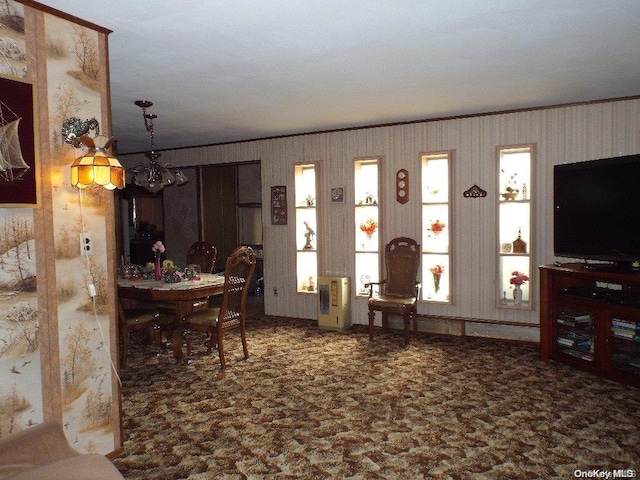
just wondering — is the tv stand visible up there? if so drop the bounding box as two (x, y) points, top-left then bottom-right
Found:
(540, 263), (640, 388)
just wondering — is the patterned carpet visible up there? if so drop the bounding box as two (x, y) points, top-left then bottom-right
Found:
(113, 315), (640, 480)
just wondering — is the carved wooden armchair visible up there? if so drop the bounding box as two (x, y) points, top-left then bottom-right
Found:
(365, 237), (421, 345)
(186, 241), (217, 274)
(183, 246), (256, 369)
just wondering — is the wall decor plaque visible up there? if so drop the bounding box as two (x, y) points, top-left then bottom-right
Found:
(396, 169), (409, 203)
(271, 185), (287, 225)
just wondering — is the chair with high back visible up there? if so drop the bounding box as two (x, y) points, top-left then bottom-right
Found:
(186, 241), (217, 274)
(365, 237), (421, 345)
(118, 301), (168, 368)
(154, 242), (218, 315)
(182, 246), (256, 369)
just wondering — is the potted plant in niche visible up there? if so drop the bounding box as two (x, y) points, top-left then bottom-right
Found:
(501, 169), (519, 200)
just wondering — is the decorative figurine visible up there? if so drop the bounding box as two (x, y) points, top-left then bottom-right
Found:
(512, 228), (527, 254)
(303, 221), (315, 249)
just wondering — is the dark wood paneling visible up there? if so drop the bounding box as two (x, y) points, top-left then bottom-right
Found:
(201, 165), (238, 272)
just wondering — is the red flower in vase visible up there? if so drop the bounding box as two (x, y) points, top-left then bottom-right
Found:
(359, 218), (378, 238)
(430, 264), (444, 293)
(510, 271), (529, 285)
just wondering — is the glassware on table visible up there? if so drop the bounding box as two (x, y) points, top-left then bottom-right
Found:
(186, 264), (201, 280)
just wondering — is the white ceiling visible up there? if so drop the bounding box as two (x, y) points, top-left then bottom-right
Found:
(39, 1), (640, 154)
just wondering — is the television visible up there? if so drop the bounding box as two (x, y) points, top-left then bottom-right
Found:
(554, 154), (640, 272)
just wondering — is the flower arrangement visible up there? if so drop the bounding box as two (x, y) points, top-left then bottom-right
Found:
(429, 219), (446, 237)
(359, 218), (378, 239)
(152, 240), (165, 258)
(162, 259), (178, 275)
(510, 271), (529, 285)
(151, 241), (165, 280)
(161, 259), (183, 283)
(430, 264), (444, 293)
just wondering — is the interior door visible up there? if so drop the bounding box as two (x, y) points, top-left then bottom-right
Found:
(201, 165), (238, 272)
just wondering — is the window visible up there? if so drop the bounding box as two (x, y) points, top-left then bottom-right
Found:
(498, 145), (533, 307)
(295, 164), (318, 293)
(421, 152), (451, 302)
(354, 158), (380, 296)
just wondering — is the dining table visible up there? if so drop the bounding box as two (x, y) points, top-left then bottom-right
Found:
(117, 273), (225, 362)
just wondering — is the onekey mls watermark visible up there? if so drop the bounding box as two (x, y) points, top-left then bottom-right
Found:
(574, 470), (637, 479)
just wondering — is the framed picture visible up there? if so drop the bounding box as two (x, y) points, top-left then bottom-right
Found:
(331, 186), (344, 203)
(271, 185), (287, 225)
(0, 75), (39, 207)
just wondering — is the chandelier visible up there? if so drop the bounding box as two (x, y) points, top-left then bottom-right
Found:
(126, 100), (187, 193)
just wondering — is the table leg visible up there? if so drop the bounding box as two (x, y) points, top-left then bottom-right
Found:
(172, 301), (191, 363)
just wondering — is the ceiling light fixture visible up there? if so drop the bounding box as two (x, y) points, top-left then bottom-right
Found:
(126, 100), (187, 194)
(62, 117), (125, 190)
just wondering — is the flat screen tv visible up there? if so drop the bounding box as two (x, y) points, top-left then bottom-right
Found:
(554, 154), (640, 272)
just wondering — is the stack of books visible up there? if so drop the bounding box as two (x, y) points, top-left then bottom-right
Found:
(611, 317), (640, 341)
(557, 311), (592, 327)
(557, 331), (593, 350)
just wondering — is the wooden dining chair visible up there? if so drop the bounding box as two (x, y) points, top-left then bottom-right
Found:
(365, 237), (421, 345)
(183, 246), (256, 369)
(153, 242), (218, 315)
(118, 301), (170, 368)
(186, 241), (217, 273)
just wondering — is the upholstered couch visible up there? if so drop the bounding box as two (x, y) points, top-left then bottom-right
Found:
(0, 420), (125, 480)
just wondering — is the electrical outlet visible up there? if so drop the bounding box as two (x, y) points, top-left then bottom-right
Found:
(80, 233), (92, 256)
(273, 288), (278, 296)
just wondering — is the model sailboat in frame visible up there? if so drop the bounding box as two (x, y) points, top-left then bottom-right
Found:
(0, 100), (30, 183)
(0, 74), (39, 207)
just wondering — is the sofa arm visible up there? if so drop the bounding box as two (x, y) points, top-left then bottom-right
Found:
(0, 420), (78, 479)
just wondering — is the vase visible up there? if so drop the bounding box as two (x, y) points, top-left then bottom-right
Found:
(513, 284), (523, 304)
(154, 257), (162, 281)
(433, 273), (441, 294)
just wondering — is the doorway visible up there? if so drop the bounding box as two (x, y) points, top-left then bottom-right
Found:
(200, 161), (263, 295)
